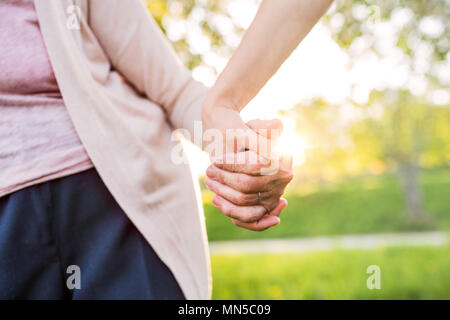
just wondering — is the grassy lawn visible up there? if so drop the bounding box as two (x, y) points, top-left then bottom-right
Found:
(204, 168), (450, 241)
(211, 245), (450, 299)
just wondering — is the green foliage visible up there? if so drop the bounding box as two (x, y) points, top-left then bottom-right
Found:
(147, 0), (240, 70)
(352, 90), (448, 166)
(422, 105), (450, 166)
(327, 0), (450, 72)
(204, 168), (450, 241)
(212, 245), (450, 299)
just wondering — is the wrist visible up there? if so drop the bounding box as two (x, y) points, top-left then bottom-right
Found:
(202, 87), (242, 114)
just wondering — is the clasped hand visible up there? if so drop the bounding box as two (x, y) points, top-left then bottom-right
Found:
(202, 105), (293, 231)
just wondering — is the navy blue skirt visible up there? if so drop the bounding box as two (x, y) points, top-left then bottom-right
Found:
(0, 168), (185, 300)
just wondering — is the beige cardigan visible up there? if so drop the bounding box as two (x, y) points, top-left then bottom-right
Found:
(34, 0), (211, 299)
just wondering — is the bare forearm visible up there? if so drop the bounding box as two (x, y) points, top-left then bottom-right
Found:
(205, 0), (333, 111)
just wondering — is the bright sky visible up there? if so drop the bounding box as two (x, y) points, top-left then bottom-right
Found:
(171, 0), (450, 177)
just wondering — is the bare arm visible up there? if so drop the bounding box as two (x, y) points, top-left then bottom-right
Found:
(204, 0), (333, 112)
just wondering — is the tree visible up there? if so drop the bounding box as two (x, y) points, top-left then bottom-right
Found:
(350, 90), (435, 222)
(147, 0), (242, 71)
(325, 0), (450, 222)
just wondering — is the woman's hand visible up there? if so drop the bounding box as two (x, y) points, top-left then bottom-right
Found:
(201, 102), (274, 160)
(203, 118), (294, 231)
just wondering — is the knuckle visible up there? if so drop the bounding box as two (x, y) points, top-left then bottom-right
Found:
(234, 173), (244, 186)
(260, 191), (273, 202)
(239, 177), (254, 193)
(276, 172), (293, 186)
(221, 205), (232, 217)
(251, 177), (265, 191)
(236, 193), (247, 204)
(215, 170), (224, 183)
(237, 192), (254, 205)
(232, 208), (250, 222)
(250, 207), (266, 222)
(242, 214), (256, 223)
(242, 210), (260, 223)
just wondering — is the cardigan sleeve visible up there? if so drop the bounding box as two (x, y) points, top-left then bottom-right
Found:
(87, 0), (208, 143)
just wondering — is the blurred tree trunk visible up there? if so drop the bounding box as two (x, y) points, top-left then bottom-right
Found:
(397, 161), (427, 222)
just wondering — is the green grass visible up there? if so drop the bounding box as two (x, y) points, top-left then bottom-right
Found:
(211, 245), (450, 299)
(204, 168), (450, 241)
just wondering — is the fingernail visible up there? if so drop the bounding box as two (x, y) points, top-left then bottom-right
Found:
(212, 195), (219, 206)
(272, 216), (281, 225)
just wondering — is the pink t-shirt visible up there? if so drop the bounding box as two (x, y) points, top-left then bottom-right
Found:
(0, 0), (93, 197)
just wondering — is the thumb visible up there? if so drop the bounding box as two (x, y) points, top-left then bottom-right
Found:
(208, 108), (275, 160)
(233, 123), (275, 160)
(246, 119), (289, 170)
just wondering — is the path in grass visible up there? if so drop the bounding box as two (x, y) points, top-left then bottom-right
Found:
(209, 231), (449, 254)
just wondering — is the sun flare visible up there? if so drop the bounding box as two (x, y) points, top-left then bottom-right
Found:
(278, 131), (307, 166)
